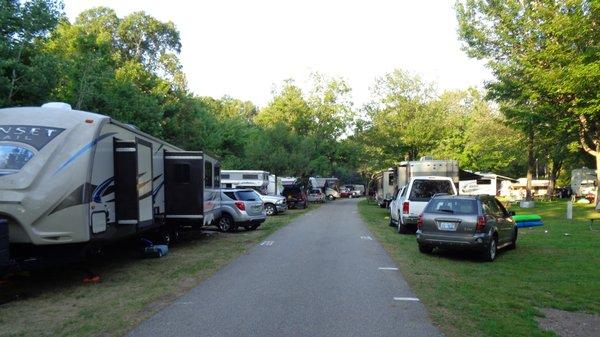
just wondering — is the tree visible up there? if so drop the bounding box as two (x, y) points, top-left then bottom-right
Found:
(0, 0), (63, 106)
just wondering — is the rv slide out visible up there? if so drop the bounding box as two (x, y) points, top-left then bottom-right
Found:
(0, 104), (221, 267)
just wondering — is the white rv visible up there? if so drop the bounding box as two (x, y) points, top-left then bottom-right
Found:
(309, 177), (340, 200)
(374, 169), (395, 208)
(0, 104), (221, 268)
(459, 173), (517, 196)
(221, 170), (270, 195)
(571, 168), (597, 198)
(267, 174), (283, 196)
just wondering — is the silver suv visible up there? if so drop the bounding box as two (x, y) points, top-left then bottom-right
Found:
(218, 189), (266, 232)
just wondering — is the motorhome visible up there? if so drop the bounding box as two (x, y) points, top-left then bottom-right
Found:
(0, 103), (221, 270)
(571, 168), (597, 198)
(220, 170), (270, 194)
(267, 174), (283, 196)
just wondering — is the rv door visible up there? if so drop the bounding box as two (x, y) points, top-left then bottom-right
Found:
(164, 151), (204, 222)
(113, 140), (140, 229)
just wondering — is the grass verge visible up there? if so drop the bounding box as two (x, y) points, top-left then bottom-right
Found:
(358, 199), (600, 337)
(0, 206), (317, 337)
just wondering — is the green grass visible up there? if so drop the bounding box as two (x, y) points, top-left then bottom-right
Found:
(0, 206), (317, 337)
(358, 199), (600, 337)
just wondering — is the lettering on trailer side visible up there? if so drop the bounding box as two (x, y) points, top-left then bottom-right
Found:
(0, 125), (65, 150)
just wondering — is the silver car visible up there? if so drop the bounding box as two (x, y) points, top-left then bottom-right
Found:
(218, 189), (267, 232)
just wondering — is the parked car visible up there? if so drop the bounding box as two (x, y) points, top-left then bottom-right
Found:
(282, 185), (308, 209)
(325, 187), (340, 200)
(219, 189), (266, 232)
(389, 185), (407, 227)
(340, 187), (353, 198)
(395, 176), (457, 234)
(307, 188), (326, 203)
(416, 195), (518, 261)
(255, 191), (287, 215)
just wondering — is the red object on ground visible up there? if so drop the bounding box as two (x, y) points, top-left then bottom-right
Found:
(83, 274), (101, 284)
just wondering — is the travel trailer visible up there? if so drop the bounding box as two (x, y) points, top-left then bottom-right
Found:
(393, 158), (459, 188)
(309, 177), (340, 200)
(220, 170), (270, 194)
(571, 167), (597, 198)
(374, 169), (395, 208)
(0, 103), (221, 270)
(459, 173), (517, 196)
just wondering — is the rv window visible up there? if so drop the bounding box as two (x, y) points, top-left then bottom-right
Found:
(221, 173), (230, 179)
(388, 173), (394, 186)
(476, 179), (492, 185)
(214, 166), (220, 187)
(0, 145), (35, 171)
(205, 162), (213, 188)
(242, 174), (259, 180)
(174, 164), (191, 183)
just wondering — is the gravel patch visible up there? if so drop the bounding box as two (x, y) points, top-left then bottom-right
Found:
(536, 308), (600, 337)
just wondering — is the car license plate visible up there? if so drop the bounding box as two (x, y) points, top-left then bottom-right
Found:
(439, 222), (457, 231)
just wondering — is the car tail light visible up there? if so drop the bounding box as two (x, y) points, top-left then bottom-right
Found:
(235, 201), (246, 211)
(417, 214), (424, 229)
(476, 215), (486, 231)
(402, 201), (409, 214)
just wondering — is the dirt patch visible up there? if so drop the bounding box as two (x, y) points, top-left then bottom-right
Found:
(536, 308), (600, 337)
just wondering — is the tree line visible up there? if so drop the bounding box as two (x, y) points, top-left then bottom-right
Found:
(1, 0), (596, 194)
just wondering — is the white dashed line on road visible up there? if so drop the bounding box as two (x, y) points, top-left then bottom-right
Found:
(260, 241), (274, 246)
(378, 267), (399, 270)
(360, 236), (373, 240)
(394, 297), (420, 301)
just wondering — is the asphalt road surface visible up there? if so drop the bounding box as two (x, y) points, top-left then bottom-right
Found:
(128, 198), (442, 337)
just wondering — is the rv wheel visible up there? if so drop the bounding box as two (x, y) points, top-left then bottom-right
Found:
(218, 215), (235, 232)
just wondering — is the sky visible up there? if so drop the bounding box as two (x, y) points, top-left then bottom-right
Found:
(63, 0), (493, 108)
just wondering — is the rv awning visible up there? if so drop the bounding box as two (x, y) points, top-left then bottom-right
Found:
(459, 169), (483, 180)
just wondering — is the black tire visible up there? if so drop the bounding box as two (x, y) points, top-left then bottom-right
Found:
(218, 215), (236, 232)
(483, 236), (498, 262)
(245, 223), (260, 231)
(507, 228), (517, 250)
(418, 243), (434, 254)
(265, 203), (276, 216)
(327, 195), (335, 201)
(397, 216), (410, 234)
(388, 215), (395, 227)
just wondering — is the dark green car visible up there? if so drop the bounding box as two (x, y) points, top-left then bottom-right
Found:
(415, 195), (517, 261)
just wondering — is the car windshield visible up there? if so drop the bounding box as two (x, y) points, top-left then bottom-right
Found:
(0, 144), (35, 172)
(425, 198), (478, 215)
(409, 180), (454, 202)
(236, 190), (260, 201)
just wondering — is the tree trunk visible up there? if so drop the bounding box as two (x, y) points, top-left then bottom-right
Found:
(547, 160), (562, 201)
(578, 115), (600, 207)
(526, 128), (535, 201)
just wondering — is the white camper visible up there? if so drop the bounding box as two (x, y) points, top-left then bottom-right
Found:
(0, 104), (221, 267)
(571, 167), (597, 198)
(394, 158), (459, 188)
(374, 169), (395, 208)
(309, 177), (340, 200)
(221, 170), (270, 194)
(459, 173), (517, 196)
(267, 174), (283, 196)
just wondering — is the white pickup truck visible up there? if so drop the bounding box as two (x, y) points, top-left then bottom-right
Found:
(389, 176), (457, 234)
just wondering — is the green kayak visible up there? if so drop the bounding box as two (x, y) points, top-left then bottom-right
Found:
(512, 214), (542, 222)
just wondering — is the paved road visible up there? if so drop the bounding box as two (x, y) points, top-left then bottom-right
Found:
(128, 198), (442, 337)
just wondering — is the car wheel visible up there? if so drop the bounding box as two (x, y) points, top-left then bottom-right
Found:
(507, 228), (517, 250)
(418, 243), (433, 254)
(397, 216), (409, 234)
(483, 236), (498, 262)
(389, 215), (395, 227)
(265, 203), (276, 216)
(327, 195), (334, 201)
(218, 215), (236, 232)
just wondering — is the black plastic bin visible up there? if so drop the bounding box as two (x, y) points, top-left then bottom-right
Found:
(0, 219), (8, 276)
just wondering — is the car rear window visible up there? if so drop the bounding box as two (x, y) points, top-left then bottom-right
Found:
(409, 179), (454, 201)
(236, 190), (260, 201)
(425, 198), (478, 215)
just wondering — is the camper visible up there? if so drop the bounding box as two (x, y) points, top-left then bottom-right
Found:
(309, 177), (341, 200)
(571, 168), (597, 198)
(220, 170), (269, 195)
(0, 103), (221, 269)
(374, 169), (395, 208)
(393, 157), (459, 188)
(459, 173), (517, 196)
(267, 174), (283, 196)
